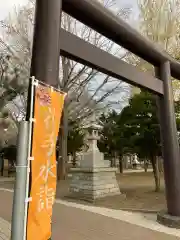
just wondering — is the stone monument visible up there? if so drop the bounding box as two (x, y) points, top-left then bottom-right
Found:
(69, 114), (121, 202)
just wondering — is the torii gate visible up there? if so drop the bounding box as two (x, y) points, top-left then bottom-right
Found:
(30, 0), (180, 227)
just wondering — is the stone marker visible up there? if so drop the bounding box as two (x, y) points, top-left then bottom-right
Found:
(69, 116), (121, 202)
(3, 159), (9, 177)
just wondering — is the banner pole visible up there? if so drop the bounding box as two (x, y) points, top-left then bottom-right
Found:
(23, 76), (35, 240)
(11, 121), (29, 240)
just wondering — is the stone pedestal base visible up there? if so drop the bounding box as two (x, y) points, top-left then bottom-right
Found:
(157, 211), (180, 229)
(69, 167), (121, 202)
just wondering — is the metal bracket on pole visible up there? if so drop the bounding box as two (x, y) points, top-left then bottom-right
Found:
(25, 197), (32, 203)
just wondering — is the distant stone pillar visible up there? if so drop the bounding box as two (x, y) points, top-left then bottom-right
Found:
(123, 155), (129, 169)
(3, 159), (9, 177)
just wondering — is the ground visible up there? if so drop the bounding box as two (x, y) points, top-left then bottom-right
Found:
(96, 172), (166, 211)
(57, 172), (166, 211)
(0, 190), (179, 240)
(0, 171), (166, 211)
(55, 171), (166, 212)
(0, 172), (179, 240)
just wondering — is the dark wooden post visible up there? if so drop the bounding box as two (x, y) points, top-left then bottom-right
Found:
(30, 0), (62, 85)
(156, 61), (180, 216)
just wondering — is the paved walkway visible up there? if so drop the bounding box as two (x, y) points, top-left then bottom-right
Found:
(52, 205), (180, 240)
(0, 189), (180, 239)
(0, 217), (10, 240)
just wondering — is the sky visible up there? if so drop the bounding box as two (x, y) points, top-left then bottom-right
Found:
(0, 0), (28, 20)
(0, 0), (139, 110)
(117, 0), (138, 12)
(0, 0), (138, 20)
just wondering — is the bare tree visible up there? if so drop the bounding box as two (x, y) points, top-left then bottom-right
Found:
(0, 3), (31, 136)
(0, 0), (132, 179)
(0, 52), (26, 147)
(58, 0), (131, 179)
(0, 107), (18, 149)
(128, 0), (180, 98)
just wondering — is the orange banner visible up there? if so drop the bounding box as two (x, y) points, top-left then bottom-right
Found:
(27, 84), (65, 240)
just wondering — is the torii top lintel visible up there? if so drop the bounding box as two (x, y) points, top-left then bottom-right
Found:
(62, 0), (180, 80)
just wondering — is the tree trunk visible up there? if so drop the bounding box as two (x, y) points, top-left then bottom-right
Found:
(72, 152), (77, 167)
(151, 155), (160, 192)
(130, 155), (133, 169)
(0, 156), (4, 176)
(57, 106), (68, 181)
(119, 155), (123, 174)
(158, 157), (164, 173)
(144, 158), (148, 172)
(57, 132), (66, 181)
